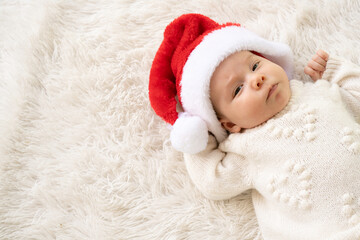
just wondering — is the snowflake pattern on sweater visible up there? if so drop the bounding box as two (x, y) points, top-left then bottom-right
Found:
(184, 57), (360, 240)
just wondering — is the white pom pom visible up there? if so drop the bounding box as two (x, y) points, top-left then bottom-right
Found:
(170, 113), (208, 154)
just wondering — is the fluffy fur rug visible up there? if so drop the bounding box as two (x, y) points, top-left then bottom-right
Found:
(1, 0), (359, 239)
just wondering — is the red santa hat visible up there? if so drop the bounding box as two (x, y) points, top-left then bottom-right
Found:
(149, 13), (293, 154)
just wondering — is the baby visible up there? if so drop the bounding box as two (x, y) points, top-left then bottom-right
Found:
(210, 49), (327, 133)
(149, 14), (360, 239)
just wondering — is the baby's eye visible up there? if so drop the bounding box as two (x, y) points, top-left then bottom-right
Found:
(234, 85), (243, 97)
(252, 62), (259, 71)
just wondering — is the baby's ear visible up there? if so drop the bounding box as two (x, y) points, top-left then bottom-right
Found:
(220, 118), (241, 133)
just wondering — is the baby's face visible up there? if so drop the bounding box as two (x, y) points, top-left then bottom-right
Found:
(210, 51), (291, 133)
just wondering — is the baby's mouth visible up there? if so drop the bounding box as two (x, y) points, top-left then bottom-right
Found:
(267, 84), (278, 100)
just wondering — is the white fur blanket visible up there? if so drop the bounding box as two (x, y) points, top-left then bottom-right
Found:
(1, 0), (359, 239)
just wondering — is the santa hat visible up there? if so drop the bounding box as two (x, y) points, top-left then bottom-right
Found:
(149, 13), (293, 154)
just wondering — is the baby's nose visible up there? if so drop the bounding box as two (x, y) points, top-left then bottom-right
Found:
(251, 74), (265, 89)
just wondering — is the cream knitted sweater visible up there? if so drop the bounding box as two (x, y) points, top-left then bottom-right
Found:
(184, 57), (360, 240)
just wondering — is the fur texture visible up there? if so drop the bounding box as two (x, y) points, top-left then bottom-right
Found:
(0, 0), (359, 239)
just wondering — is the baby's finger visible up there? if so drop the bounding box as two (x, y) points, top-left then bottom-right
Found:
(304, 66), (320, 81)
(311, 53), (327, 68)
(304, 65), (314, 76)
(308, 59), (326, 72)
(316, 49), (329, 62)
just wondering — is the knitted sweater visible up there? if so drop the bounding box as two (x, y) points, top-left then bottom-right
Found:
(184, 57), (360, 240)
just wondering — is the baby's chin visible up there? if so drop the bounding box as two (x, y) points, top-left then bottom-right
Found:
(248, 105), (289, 129)
(266, 98), (290, 121)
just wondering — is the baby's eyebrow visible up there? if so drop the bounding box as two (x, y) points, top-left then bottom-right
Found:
(244, 52), (253, 63)
(224, 53), (252, 90)
(224, 74), (238, 91)
(247, 54), (256, 64)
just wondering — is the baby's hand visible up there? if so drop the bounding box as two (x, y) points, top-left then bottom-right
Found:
(304, 49), (329, 81)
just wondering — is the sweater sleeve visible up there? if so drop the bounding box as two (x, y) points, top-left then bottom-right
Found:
(322, 57), (360, 122)
(183, 135), (252, 201)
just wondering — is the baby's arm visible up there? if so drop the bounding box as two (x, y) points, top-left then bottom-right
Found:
(307, 51), (360, 122)
(184, 135), (252, 200)
(325, 57), (360, 122)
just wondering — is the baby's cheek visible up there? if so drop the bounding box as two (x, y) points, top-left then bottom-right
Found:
(244, 105), (269, 126)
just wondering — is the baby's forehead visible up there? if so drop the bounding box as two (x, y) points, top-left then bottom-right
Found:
(225, 50), (264, 62)
(225, 50), (256, 65)
(229, 50), (253, 60)
(215, 50), (254, 74)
